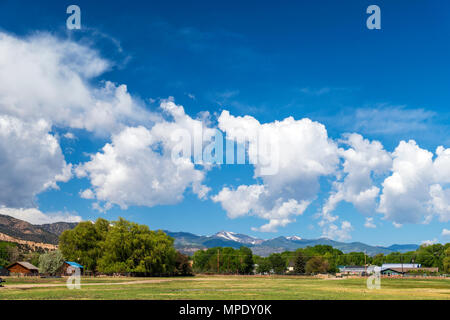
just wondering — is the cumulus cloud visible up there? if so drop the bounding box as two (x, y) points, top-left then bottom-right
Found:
(213, 111), (339, 232)
(321, 134), (391, 224)
(0, 115), (71, 208)
(0, 31), (156, 212)
(212, 185), (310, 232)
(213, 112), (449, 236)
(322, 221), (353, 241)
(76, 101), (212, 210)
(364, 217), (376, 228)
(63, 132), (77, 140)
(442, 229), (450, 237)
(421, 238), (438, 246)
(378, 141), (450, 224)
(0, 32), (153, 135)
(0, 207), (81, 225)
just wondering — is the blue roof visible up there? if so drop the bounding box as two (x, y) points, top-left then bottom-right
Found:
(65, 261), (84, 269)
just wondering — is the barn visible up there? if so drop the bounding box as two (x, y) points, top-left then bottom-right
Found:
(62, 261), (84, 275)
(6, 262), (39, 276)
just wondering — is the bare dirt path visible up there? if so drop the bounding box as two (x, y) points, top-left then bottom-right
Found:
(2, 279), (172, 289)
(1, 276), (238, 289)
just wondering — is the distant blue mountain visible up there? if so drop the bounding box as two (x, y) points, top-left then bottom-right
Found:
(164, 230), (419, 257)
(385, 244), (420, 252)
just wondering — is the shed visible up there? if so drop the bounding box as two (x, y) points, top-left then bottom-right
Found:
(6, 262), (39, 275)
(62, 261), (84, 275)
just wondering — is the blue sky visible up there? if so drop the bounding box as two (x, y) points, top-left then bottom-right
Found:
(0, 0), (449, 246)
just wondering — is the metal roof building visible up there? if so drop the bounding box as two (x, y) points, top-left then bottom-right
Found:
(381, 263), (421, 269)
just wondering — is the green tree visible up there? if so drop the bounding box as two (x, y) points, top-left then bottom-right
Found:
(238, 247), (254, 274)
(293, 251), (306, 274)
(268, 253), (286, 274)
(38, 250), (65, 275)
(192, 248), (214, 273)
(24, 251), (41, 267)
(442, 247), (450, 273)
(192, 246), (253, 274)
(255, 258), (271, 274)
(97, 218), (177, 275)
(305, 256), (329, 274)
(174, 252), (193, 276)
(0, 242), (20, 267)
(6, 246), (19, 264)
(59, 218), (110, 272)
(416, 244), (445, 269)
(371, 253), (385, 266)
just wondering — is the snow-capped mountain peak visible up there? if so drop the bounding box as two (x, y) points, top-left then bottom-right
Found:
(213, 231), (263, 245)
(285, 235), (302, 241)
(215, 231), (240, 242)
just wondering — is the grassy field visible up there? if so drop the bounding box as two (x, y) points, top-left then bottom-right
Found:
(0, 275), (449, 300)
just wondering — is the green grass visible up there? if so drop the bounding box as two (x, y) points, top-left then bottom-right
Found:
(0, 275), (449, 300)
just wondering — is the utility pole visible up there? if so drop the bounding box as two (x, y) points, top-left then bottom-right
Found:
(401, 254), (404, 276)
(217, 249), (220, 274)
(240, 256), (243, 275)
(364, 250), (367, 276)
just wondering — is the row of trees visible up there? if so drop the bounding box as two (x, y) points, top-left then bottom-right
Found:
(254, 252), (329, 275)
(59, 218), (192, 276)
(192, 247), (254, 274)
(254, 243), (450, 275)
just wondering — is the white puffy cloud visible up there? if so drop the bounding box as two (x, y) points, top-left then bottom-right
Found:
(378, 141), (450, 224)
(214, 113), (450, 236)
(212, 184), (310, 232)
(0, 31), (157, 213)
(421, 238), (438, 246)
(429, 184), (450, 222)
(76, 101), (211, 210)
(213, 111), (339, 232)
(63, 132), (76, 140)
(442, 229), (450, 237)
(80, 189), (95, 200)
(364, 217), (376, 228)
(212, 185), (267, 219)
(322, 221), (353, 241)
(0, 207), (81, 225)
(321, 134), (391, 221)
(0, 115), (71, 208)
(0, 32), (153, 135)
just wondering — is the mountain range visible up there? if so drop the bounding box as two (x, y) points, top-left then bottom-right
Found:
(165, 230), (420, 256)
(0, 214), (419, 256)
(0, 214), (77, 245)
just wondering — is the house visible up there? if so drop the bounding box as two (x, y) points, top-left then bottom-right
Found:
(62, 261), (84, 276)
(0, 267), (9, 276)
(338, 266), (367, 275)
(381, 267), (439, 276)
(6, 262), (39, 276)
(287, 260), (295, 272)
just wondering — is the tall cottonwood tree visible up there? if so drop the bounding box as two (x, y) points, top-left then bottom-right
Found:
(97, 218), (177, 275)
(59, 218), (110, 272)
